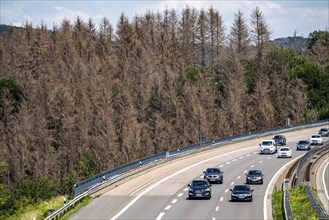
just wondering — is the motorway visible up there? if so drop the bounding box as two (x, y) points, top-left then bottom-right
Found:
(70, 126), (328, 220)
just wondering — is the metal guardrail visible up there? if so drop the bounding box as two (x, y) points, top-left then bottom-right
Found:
(284, 140), (329, 220)
(283, 178), (294, 220)
(45, 119), (329, 220)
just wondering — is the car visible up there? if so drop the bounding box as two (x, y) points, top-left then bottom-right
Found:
(203, 168), (223, 184)
(273, 135), (286, 146)
(187, 179), (211, 199)
(310, 134), (324, 145)
(230, 185), (253, 202)
(277, 146), (292, 158)
(296, 140), (311, 150)
(318, 128), (329, 137)
(259, 140), (277, 154)
(246, 170), (263, 184)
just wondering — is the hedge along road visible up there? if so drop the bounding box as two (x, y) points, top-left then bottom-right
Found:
(70, 126), (326, 220)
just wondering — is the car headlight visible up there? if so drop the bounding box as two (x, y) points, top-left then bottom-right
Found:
(205, 188), (210, 192)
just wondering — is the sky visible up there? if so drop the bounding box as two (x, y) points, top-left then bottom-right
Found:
(0, 0), (328, 39)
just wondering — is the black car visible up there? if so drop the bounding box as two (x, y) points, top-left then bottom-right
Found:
(230, 185), (253, 202)
(318, 128), (329, 137)
(273, 135), (286, 146)
(187, 179), (211, 199)
(203, 168), (223, 184)
(246, 170), (263, 184)
(296, 140), (311, 150)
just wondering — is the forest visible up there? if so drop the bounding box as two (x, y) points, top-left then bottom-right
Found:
(0, 5), (328, 217)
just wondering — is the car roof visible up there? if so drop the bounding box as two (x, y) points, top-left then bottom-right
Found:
(206, 168), (220, 171)
(298, 139), (310, 142)
(192, 179), (208, 183)
(248, 170), (262, 174)
(233, 185), (251, 190)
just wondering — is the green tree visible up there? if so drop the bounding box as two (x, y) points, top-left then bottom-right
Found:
(79, 149), (97, 179)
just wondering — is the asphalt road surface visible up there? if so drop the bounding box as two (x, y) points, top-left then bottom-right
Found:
(70, 126), (327, 220)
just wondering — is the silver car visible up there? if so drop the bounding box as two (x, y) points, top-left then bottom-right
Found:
(203, 168), (223, 184)
(296, 140), (311, 150)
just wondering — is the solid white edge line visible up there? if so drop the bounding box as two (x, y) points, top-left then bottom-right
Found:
(322, 161), (329, 200)
(263, 155), (303, 220)
(110, 145), (258, 220)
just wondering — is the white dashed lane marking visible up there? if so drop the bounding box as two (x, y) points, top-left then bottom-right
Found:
(177, 193), (183, 197)
(171, 199), (177, 204)
(164, 205), (171, 210)
(156, 212), (165, 220)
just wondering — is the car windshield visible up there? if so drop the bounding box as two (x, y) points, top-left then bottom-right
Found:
(206, 168), (220, 173)
(274, 136), (282, 139)
(311, 135), (320, 138)
(234, 185), (249, 191)
(248, 170), (261, 175)
(299, 141), (309, 144)
(262, 141), (273, 146)
(192, 181), (208, 187)
(320, 128), (328, 132)
(280, 148), (290, 151)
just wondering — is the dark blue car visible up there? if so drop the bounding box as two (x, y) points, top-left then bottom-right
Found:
(230, 185), (253, 202)
(187, 179), (211, 199)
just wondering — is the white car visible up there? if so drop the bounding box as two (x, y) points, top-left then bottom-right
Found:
(277, 146), (292, 158)
(310, 134), (323, 145)
(259, 140), (277, 154)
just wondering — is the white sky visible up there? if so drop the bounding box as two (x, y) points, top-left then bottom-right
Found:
(1, 0), (328, 39)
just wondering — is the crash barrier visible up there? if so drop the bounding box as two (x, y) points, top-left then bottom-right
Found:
(283, 178), (294, 220)
(284, 140), (329, 220)
(46, 119), (329, 220)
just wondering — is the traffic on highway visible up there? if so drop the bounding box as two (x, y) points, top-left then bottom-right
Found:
(70, 126), (328, 220)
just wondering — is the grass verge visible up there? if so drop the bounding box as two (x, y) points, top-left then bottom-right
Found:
(272, 188), (284, 220)
(5, 195), (92, 220)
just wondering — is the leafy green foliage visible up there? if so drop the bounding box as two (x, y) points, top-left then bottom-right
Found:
(185, 67), (199, 82)
(289, 57), (329, 118)
(289, 185), (318, 220)
(272, 189), (284, 220)
(307, 30), (326, 50)
(79, 149), (97, 179)
(243, 60), (258, 93)
(57, 173), (76, 198)
(0, 178), (55, 217)
(0, 77), (24, 103)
